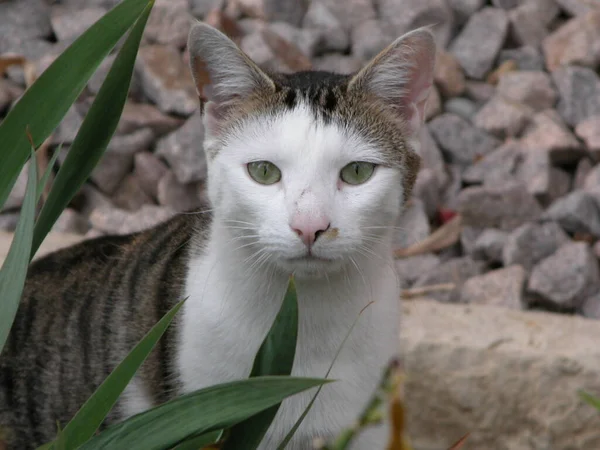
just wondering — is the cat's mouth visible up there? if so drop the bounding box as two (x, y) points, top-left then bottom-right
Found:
(288, 253), (333, 263)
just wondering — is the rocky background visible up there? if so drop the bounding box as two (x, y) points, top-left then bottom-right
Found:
(1, 0), (600, 320)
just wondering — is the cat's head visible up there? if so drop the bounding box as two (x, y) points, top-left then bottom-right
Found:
(187, 22), (435, 278)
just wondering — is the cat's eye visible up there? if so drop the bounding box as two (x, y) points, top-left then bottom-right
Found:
(247, 161), (282, 185)
(340, 162), (376, 185)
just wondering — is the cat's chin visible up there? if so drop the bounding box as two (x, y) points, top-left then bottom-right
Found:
(277, 255), (345, 279)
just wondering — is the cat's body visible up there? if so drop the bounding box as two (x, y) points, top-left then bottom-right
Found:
(0, 21), (436, 450)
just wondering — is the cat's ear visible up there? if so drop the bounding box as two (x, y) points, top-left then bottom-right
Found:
(348, 27), (436, 140)
(187, 21), (275, 137)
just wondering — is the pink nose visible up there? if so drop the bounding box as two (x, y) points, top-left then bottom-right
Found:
(290, 216), (331, 248)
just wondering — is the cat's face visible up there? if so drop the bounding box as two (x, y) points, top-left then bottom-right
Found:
(188, 23), (436, 277)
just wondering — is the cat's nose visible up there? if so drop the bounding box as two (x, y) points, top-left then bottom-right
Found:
(290, 216), (331, 248)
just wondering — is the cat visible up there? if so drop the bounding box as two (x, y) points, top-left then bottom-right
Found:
(0, 20), (436, 450)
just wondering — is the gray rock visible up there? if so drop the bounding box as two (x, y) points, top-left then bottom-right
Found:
(517, 152), (572, 207)
(503, 222), (569, 272)
(117, 101), (183, 137)
(509, 0), (559, 47)
(53, 105), (84, 146)
(413, 257), (488, 303)
(50, 6), (107, 43)
(145, 0), (191, 48)
(496, 71), (557, 111)
(0, 0), (52, 42)
(434, 50), (466, 98)
(91, 153), (134, 195)
(89, 204), (177, 235)
(582, 164), (600, 191)
(321, 0), (376, 29)
(469, 228), (508, 263)
(2, 162), (29, 212)
(424, 85), (442, 121)
(575, 115), (600, 157)
(52, 208), (90, 235)
(312, 54), (362, 74)
(449, 7), (509, 79)
(581, 293), (600, 319)
(460, 265), (526, 309)
(155, 113), (207, 184)
(542, 11), (600, 71)
(413, 168), (441, 220)
(457, 182), (543, 231)
(378, 0), (454, 49)
(189, 0), (223, 18)
(492, 0), (520, 8)
(462, 141), (523, 186)
(395, 253), (442, 286)
(269, 21), (322, 58)
(240, 32), (274, 68)
(498, 46), (545, 71)
(393, 199), (430, 250)
(554, 0), (600, 16)
(460, 225), (484, 256)
(263, 0), (310, 27)
(464, 80), (495, 103)
(136, 45), (198, 116)
(419, 126), (448, 188)
(444, 97), (478, 120)
(552, 65), (600, 128)
(107, 128), (155, 155)
(133, 151), (169, 200)
(302, 0), (349, 53)
(528, 242), (600, 309)
(0, 78), (22, 112)
(574, 157), (594, 190)
(519, 109), (584, 164)
(0, 212), (20, 232)
(157, 171), (203, 212)
(542, 190), (600, 238)
(350, 19), (390, 62)
(1, 38), (55, 85)
(473, 95), (532, 138)
(448, 0), (485, 25)
(428, 113), (501, 166)
(111, 174), (154, 212)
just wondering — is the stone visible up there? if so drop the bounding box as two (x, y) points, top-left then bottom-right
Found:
(434, 50), (466, 98)
(145, 0), (191, 48)
(78, 184), (114, 218)
(401, 300), (600, 450)
(53, 105), (83, 146)
(136, 45), (198, 116)
(519, 109), (584, 164)
(583, 164), (600, 191)
(111, 174), (154, 212)
(503, 222), (569, 272)
(0, 213), (19, 232)
(89, 205), (131, 234)
(350, 19), (390, 62)
(50, 6), (107, 43)
(157, 171), (203, 212)
(581, 293), (600, 319)
(0, 79), (22, 113)
(460, 265), (526, 309)
(443, 97), (477, 120)
(574, 157), (594, 190)
(457, 182), (543, 231)
(552, 65), (600, 128)
(449, 7), (509, 79)
(424, 85), (442, 121)
(90, 152), (134, 196)
(321, 0), (376, 29)
(121, 205), (178, 234)
(448, 0), (485, 25)
(133, 151), (169, 200)
(496, 71), (557, 111)
(428, 113), (501, 166)
(393, 199), (430, 250)
(240, 32), (275, 68)
(155, 113), (207, 184)
(378, 0), (454, 49)
(469, 228), (508, 263)
(517, 151), (572, 207)
(302, 0), (349, 53)
(189, 0), (223, 18)
(462, 141), (523, 186)
(509, 0), (559, 47)
(542, 11), (600, 71)
(492, 0), (520, 8)
(395, 253), (442, 286)
(52, 208), (90, 235)
(419, 126), (448, 188)
(528, 241), (600, 309)
(0, 0), (52, 42)
(107, 128), (155, 155)
(473, 95), (532, 138)
(555, 0), (600, 16)
(269, 21), (321, 58)
(263, 0), (310, 27)
(312, 55), (362, 74)
(117, 101), (183, 137)
(412, 257), (487, 303)
(464, 81), (495, 103)
(498, 45), (545, 71)
(542, 190), (600, 238)
(413, 168), (441, 219)
(460, 225), (484, 256)
(1, 38), (55, 85)
(2, 162), (29, 212)
(576, 116), (600, 156)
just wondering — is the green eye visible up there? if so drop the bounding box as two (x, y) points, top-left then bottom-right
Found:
(247, 161), (282, 185)
(340, 162), (376, 185)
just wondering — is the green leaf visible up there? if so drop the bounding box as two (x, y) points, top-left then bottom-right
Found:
(276, 301), (374, 450)
(579, 390), (600, 411)
(51, 299), (185, 450)
(79, 377), (331, 450)
(35, 143), (62, 202)
(0, 147), (37, 353)
(0, 0), (152, 208)
(222, 277), (299, 450)
(30, 0), (154, 258)
(170, 430), (225, 450)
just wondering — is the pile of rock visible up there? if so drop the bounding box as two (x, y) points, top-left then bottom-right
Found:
(2, 0), (600, 319)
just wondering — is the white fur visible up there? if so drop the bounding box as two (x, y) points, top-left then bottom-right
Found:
(175, 103), (406, 449)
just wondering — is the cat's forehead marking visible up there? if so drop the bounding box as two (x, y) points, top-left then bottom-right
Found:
(222, 70), (420, 202)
